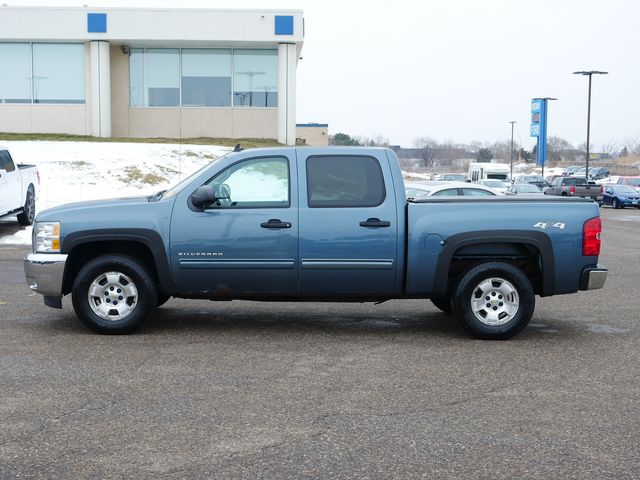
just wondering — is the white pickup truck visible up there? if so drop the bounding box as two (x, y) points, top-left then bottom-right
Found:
(0, 145), (39, 226)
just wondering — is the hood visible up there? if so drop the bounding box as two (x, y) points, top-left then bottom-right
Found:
(36, 195), (151, 221)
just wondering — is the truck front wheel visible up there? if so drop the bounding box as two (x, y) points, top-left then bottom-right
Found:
(451, 262), (535, 340)
(71, 254), (157, 334)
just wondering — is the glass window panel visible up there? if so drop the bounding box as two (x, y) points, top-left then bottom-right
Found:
(181, 49), (231, 107)
(462, 188), (495, 196)
(147, 49), (179, 107)
(32, 43), (85, 104)
(0, 43), (31, 103)
(306, 156), (386, 208)
(233, 49), (278, 107)
(129, 48), (145, 107)
(432, 189), (460, 196)
(206, 157), (289, 208)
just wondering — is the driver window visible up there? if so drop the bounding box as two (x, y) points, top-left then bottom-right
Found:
(205, 156), (289, 208)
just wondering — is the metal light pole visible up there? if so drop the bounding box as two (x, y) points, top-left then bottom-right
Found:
(509, 121), (516, 182)
(573, 71), (608, 181)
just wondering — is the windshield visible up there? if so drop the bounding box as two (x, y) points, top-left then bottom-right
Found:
(613, 185), (638, 195)
(624, 178), (640, 186)
(443, 174), (466, 181)
(161, 152), (232, 200)
(523, 175), (543, 182)
(519, 184), (541, 193)
(483, 180), (505, 188)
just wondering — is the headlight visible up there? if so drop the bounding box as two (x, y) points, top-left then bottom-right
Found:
(34, 222), (61, 253)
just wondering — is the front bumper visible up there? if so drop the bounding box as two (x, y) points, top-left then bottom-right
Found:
(579, 264), (607, 290)
(24, 253), (68, 297)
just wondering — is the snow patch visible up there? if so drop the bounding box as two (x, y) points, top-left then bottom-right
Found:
(0, 140), (232, 245)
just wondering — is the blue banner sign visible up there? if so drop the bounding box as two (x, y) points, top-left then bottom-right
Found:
(531, 98), (550, 167)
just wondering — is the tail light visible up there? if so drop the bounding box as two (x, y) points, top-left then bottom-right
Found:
(37, 171), (40, 185)
(600, 185), (603, 194)
(569, 185), (576, 195)
(583, 217), (602, 256)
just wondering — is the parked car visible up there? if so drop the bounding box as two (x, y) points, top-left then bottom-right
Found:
(467, 163), (510, 183)
(545, 174), (564, 184)
(543, 176), (602, 202)
(505, 184), (544, 195)
(616, 176), (640, 193)
(0, 145), (39, 226)
(440, 173), (467, 182)
(24, 147), (606, 340)
(589, 167), (610, 180)
(564, 166), (582, 176)
(405, 181), (498, 198)
(516, 175), (549, 189)
(474, 179), (507, 194)
(601, 184), (640, 209)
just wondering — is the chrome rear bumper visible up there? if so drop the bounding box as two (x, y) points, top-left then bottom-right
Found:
(580, 264), (607, 290)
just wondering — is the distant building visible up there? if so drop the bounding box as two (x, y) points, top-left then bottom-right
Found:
(296, 123), (328, 146)
(0, 6), (304, 144)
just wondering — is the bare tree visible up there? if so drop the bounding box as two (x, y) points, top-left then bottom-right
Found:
(619, 136), (640, 156)
(547, 136), (573, 162)
(413, 137), (438, 168)
(438, 140), (459, 167)
(600, 139), (618, 158)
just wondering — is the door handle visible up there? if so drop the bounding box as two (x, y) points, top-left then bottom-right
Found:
(261, 219), (292, 229)
(359, 218), (391, 228)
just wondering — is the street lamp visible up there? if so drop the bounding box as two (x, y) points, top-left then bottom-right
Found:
(573, 70), (608, 181)
(509, 121), (516, 181)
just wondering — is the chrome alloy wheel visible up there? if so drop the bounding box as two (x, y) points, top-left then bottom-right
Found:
(87, 271), (138, 321)
(470, 277), (520, 326)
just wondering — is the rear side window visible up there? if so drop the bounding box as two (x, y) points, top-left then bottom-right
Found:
(306, 155), (385, 208)
(432, 188), (459, 196)
(462, 188), (494, 196)
(0, 150), (15, 172)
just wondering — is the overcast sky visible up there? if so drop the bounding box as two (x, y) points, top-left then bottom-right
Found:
(7, 0), (640, 149)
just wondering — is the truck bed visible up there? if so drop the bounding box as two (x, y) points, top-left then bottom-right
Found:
(405, 196), (599, 297)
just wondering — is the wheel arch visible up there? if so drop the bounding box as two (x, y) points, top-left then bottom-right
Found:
(433, 230), (555, 297)
(61, 230), (173, 295)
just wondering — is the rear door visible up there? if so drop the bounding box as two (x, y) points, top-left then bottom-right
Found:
(0, 150), (22, 212)
(298, 151), (398, 296)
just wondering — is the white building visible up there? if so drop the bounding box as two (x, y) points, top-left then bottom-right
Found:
(0, 6), (304, 144)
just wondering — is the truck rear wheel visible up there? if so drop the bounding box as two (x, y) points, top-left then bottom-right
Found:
(71, 254), (157, 334)
(17, 189), (35, 226)
(451, 262), (535, 340)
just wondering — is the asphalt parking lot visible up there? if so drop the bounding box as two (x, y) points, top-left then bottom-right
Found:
(0, 207), (639, 479)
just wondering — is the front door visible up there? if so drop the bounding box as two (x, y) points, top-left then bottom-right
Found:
(170, 153), (299, 297)
(298, 151), (399, 297)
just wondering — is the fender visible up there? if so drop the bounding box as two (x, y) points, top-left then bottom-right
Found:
(433, 230), (555, 296)
(62, 228), (174, 293)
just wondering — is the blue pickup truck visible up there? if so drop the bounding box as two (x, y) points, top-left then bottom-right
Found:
(24, 147), (607, 339)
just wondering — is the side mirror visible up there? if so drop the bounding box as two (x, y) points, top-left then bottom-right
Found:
(0, 169), (6, 178)
(188, 185), (215, 211)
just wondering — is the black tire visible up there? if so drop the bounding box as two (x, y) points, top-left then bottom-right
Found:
(157, 294), (171, 307)
(451, 262), (535, 340)
(17, 188), (35, 226)
(612, 198), (620, 209)
(430, 296), (452, 314)
(71, 254), (157, 334)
